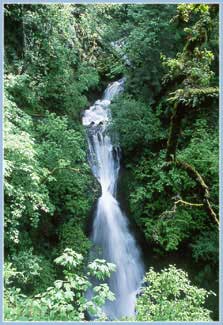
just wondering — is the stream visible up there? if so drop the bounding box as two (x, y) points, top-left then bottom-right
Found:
(82, 79), (144, 319)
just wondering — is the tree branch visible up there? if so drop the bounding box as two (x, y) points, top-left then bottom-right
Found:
(160, 198), (203, 219)
(174, 159), (219, 226)
(175, 199), (204, 207)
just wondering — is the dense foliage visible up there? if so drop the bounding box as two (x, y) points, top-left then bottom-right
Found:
(112, 1), (219, 292)
(4, 3), (219, 321)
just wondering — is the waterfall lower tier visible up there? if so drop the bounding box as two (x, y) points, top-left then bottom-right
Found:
(83, 79), (144, 319)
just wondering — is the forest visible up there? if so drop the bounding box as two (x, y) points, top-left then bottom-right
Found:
(4, 3), (219, 321)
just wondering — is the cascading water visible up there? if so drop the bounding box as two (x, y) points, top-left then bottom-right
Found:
(82, 79), (144, 319)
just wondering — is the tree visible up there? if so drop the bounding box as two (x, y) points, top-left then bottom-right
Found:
(136, 265), (213, 321)
(163, 5), (219, 225)
(4, 249), (116, 321)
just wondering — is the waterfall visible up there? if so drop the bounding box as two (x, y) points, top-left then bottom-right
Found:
(82, 79), (144, 320)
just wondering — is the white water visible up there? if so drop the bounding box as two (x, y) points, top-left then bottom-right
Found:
(83, 79), (144, 319)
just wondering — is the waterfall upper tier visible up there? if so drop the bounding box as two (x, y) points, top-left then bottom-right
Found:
(82, 78), (125, 127)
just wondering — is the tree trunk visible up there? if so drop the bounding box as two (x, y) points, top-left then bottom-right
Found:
(166, 102), (185, 161)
